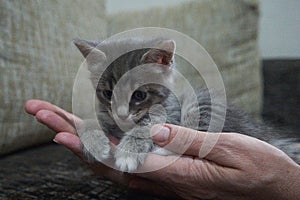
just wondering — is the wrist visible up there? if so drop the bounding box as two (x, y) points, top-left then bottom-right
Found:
(282, 163), (300, 200)
(252, 157), (300, 200)
(270, 161), (300, 200)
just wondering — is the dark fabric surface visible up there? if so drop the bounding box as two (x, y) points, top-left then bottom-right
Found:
(262, 59), (300, 134)
(0, 144), (162, 200)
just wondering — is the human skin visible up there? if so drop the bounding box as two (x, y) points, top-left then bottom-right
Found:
(25, 99), (300, 200)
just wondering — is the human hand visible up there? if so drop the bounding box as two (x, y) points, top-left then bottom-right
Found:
(24, 100), (300, 199)
(132, 124), (300, 200)
(24, 100), (177, 197)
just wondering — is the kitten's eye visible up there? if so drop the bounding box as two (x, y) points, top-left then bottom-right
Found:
(102, 90), (113, 100)
(132, 90), (147, 101)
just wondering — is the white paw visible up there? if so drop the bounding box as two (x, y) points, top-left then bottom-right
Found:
(115, 156), (138, 172)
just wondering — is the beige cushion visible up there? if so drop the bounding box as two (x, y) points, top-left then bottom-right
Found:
(0, 0), (106, 155)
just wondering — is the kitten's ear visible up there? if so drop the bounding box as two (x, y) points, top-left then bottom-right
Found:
(73, 38), (106, 65)
(141, 40), (176, 66)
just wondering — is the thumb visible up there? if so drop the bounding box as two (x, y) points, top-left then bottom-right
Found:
(150, 124), (217, 157)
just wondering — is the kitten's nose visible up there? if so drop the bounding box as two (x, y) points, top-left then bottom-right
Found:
(117, 106), (129, 120)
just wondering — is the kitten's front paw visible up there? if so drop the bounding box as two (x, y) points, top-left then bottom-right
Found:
(114, 133), (153, 172)
(115, 154), (139, 172)
(80, 129), (111, 162)
(114, 147), (147, 172)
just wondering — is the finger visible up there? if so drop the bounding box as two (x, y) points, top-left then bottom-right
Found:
(25, 99), (63, 115)
(150, 124), (210, 157)
(54, 132), (85, 159)
(35, 109), (76, 134)
(25, 99), (82, 123)
(150, 124), (273, 168)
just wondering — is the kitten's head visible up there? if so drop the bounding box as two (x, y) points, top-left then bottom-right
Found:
(74, 38), (176, 126)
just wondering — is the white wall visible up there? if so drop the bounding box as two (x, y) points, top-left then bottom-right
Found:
(259, 0), (300, 58)
(107, 0), (300, 59)
(106, 0), (186, 14)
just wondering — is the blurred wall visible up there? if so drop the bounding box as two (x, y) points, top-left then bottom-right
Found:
(107, 0), (300, 59)
(259, 0), (300, 58)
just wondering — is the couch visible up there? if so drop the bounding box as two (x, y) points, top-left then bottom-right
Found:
(2, 0), (297, 199)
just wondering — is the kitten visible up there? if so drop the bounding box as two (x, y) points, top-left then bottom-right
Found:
(73, 38), (299, 172)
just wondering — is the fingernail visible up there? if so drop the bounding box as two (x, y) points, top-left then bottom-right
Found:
(150, 124), (170, 143)
(53, 138), (60, 144)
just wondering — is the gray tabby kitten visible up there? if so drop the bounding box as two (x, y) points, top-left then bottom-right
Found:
(73, 38), (299, 172)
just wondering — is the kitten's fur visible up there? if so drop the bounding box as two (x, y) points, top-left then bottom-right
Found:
(73, 38), (299, 172)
